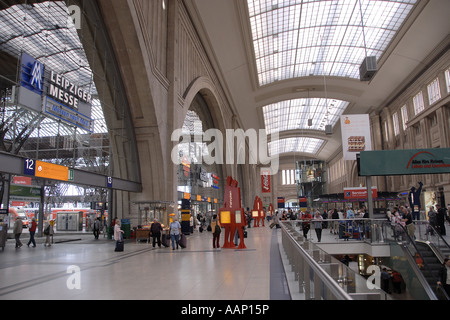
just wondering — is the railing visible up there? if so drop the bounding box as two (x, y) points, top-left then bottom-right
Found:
(280, 218), (450, 300)
(411, 221), (450, 263)
(280, 221), (390, 300)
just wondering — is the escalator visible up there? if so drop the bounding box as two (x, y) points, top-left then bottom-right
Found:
(414, 240), (449, 300)
(382, 221), (449, 300)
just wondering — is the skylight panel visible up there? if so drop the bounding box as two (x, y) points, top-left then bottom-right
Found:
(268, 137), (324, 156)
(263, 98), (349, 134)
(247, 0), (417, 85)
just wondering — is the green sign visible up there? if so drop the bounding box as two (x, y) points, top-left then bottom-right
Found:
(10, 185), (42, 198)
(359, 148), (450, 176)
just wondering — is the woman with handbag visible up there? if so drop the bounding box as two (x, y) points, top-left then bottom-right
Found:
(211, 214), (221, 249)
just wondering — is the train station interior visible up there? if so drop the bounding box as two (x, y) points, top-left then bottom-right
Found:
(0, 0), (449, 305)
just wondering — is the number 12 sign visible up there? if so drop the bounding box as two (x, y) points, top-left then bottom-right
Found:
(23, 158), (69, 181)
(24, 158), (36, 176)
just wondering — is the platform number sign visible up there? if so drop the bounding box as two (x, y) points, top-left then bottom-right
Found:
(107, 176), (113, 188)
(24, 158), (36, 176)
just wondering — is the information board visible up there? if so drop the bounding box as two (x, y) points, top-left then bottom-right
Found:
(24, 158), (69, 181)
(220, 211), (231, 224)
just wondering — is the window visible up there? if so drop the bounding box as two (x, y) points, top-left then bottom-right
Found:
(427, 78), (441, 105)
(281, 169), (296, 185)
(401, 105), (408, 130)
(445, 68), (450, 93)
(413, 91), (425, 115)
(392, 113), (400, 136)
(247, 0), (417, 85)
(262, 98), (349, 134)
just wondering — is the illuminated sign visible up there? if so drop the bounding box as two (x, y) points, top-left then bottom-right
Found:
(252, 210), (259, 218)
(220, 211), (231, 224)
(24, 158), (69, 181)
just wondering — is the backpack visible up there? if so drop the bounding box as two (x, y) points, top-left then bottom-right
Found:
(44, 225), (50, 235)
(215, 225), (221, 234)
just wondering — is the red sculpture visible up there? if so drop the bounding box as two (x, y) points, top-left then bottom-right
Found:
(219, 176), (247, 249)
(252, 196), (265, 227)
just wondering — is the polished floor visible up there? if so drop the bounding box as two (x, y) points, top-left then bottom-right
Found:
(0, 224), (290, 300)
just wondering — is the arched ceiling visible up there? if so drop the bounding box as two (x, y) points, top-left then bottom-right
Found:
(184, 0), (450, 161)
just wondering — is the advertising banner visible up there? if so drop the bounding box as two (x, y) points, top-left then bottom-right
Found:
(261, 168), (271, 193)
(359, 148), (450, 176)
(340, 114), (372, 160)
(277, 197), (285, 209)
(344, 187), (378, 199)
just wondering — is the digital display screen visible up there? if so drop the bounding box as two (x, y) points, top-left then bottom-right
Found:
(220, 211), (231, 224)
(252, 210), (259, 218)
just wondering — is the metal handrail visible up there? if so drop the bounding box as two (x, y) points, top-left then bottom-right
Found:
(281, 222), (353, 300)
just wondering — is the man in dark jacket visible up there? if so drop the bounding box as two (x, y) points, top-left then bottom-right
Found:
(436, 204), (447, 236)
(437, 258), (450, 297)
(150, 218), (163, 248)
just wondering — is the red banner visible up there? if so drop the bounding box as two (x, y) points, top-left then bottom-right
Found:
(261, 170), (271, 193)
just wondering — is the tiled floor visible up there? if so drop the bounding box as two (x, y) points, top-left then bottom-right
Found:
(0, 225), (286, 300)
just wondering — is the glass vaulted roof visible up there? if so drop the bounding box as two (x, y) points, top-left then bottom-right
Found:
(263, 97), (349, 134)
(269, 137), (324, 156)
(247, 0), (417, 85)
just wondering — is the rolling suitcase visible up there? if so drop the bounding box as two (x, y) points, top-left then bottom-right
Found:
(179, 233), (187, 248)
(115, 240), (124, 252)
(161, 234), (170, 247)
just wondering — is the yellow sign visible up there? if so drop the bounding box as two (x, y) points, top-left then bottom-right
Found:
(220, 211), (231, 224)
(35, 160), (69, 181)
(252, 210), (259, 218)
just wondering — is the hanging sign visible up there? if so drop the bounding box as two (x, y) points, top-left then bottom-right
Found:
(359, 148), (450, 176)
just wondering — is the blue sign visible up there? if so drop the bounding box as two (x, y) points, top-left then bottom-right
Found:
(43, 96), (94, 132)
(107, 177), (113, 188)
(23, 158), (36, 176)
(20, 53), (45, 95)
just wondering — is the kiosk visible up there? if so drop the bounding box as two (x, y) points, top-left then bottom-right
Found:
(219, 176), (247, 249)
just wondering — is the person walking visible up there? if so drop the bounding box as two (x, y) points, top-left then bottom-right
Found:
(211, 214), (221, 249)
(313, 211), (323, 242)
(301, 211), (312, 239)
(93, 217), (101, 240)
(13, 216), (23, 248)
(150, 218), (163, 248)
(426, 206), (437, 235)
(330, 209), (339, 234)
(401, 206), (415, 240)
(27, 217), (37, 247)
(436, 204), (447, 236)
(114, 219), (125, 251)
(169, 217), (181, 250)
(44, 220), (55, 247)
